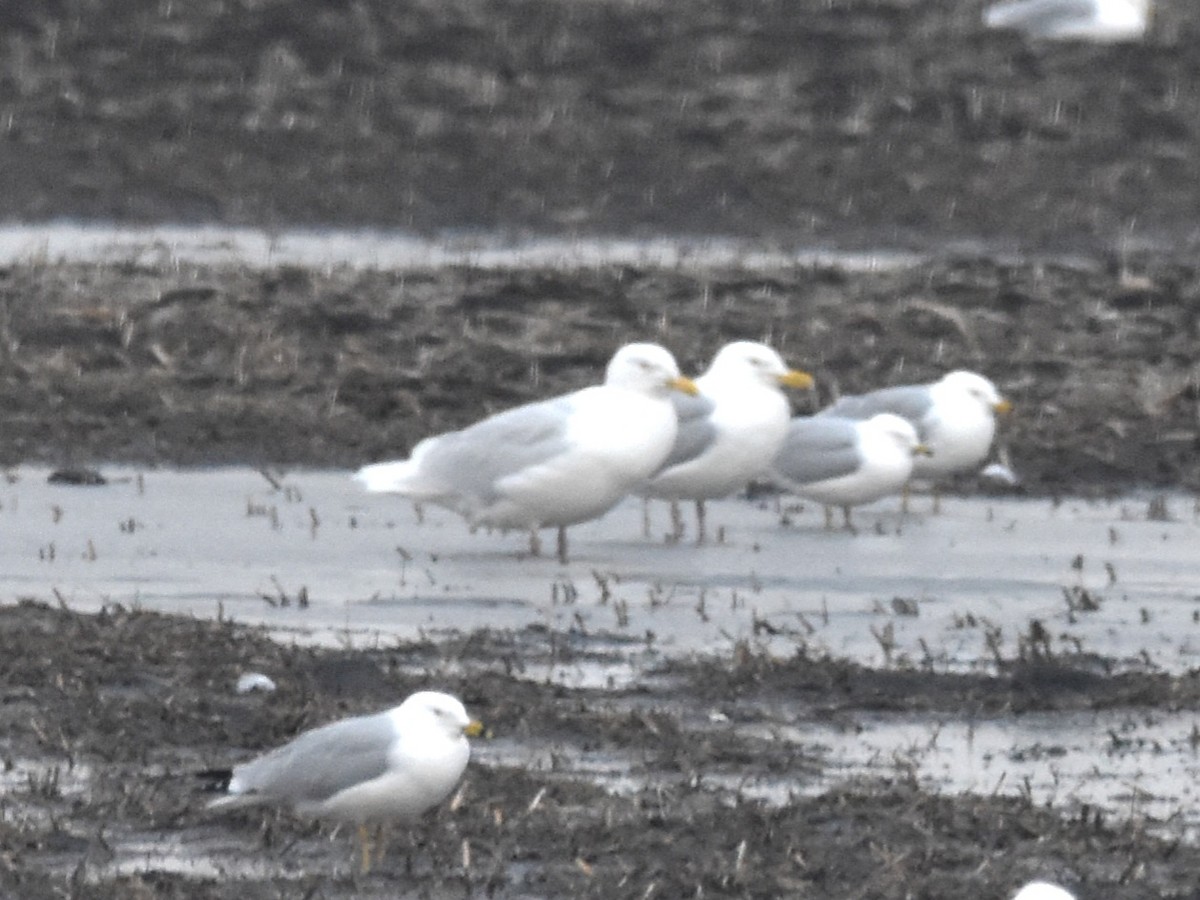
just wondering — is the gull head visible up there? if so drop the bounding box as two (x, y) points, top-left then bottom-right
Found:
(940, 370), (1012, 415)
(606, 342), (698, 396)
(705, 340), (814, 390)
(867, 413), (925, 454)
(398, 691), (484, 739)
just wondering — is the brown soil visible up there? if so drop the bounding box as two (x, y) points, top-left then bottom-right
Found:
(2, 0), (1199, 256)
(2, 256), (1199, 496)
(2, 0), (1198, 489)
(2, 601), (1198, 899)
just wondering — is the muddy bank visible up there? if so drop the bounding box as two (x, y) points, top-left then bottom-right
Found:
(3, 1), (1200, 257)
(2, 254), (1198, 495)
(1, 600), (1196, 898)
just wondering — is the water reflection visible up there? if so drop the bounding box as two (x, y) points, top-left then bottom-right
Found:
(0, 222), (922, 271)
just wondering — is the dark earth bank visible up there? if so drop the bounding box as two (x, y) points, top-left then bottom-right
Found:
(1, 254), (1198, 495)
(3, 601), (1200, 899)
(2, 0), (1200, 255)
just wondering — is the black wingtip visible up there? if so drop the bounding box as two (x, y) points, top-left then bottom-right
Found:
(195, 767), (234, 793)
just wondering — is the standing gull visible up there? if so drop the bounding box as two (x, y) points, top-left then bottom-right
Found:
(1012, 883), (1077, 900)
(640, 341), (813, 543)
(772, 413), (929, 529)
(819, 370), (1012, 510)
(983, 0), (1149, 42)
(356, 342), (698, 563)
(207, 690), (483, 872)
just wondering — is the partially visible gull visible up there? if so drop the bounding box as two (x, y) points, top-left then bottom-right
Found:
(984, 0), (1149, 42)
(772, 413), (928, 529)
(640, 341), (813, 543)
(355, 342), (698, 563)
(819, 370), (1012, 510)
(1011, 883), (1077, 900)
(207, 690), (483, 872)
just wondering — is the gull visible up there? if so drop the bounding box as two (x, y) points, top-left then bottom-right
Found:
(818, 370), (1012, 511)
(983, 0), (1150, 42)
(207, 690), (483, 873)
(640, 341), (813, 543)
(356, 343), (698, 563)
(771, 413), (929, 529)
(1012, 883), (1077, 900)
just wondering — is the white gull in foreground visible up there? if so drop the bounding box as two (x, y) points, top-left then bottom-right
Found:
(772, 413), (928, 529)
(208, 691), (483, 872)
(641, 341), (813, 543)
(356, 342), (698, 563)
(984, 0), (1149, 42)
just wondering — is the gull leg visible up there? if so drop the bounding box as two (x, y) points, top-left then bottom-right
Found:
(372, 823), (389, 869)
(932, 485), (942, 515)
(529, 529), (542, 557)
(823, 505), (834, 530)
(669, 500), (685, 543)
(901, 483), (911, 515)
(357, 823), (373, 874)
(694, 500), (707, 545)
(642, 497), (652, 539)
(556, 526), (569, 565)
(842, 505), (854, 531)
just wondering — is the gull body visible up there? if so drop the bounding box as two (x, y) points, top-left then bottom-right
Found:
(984, 0), (1149, 42)
(819, 370), (1010, 481)
(1011, 883), (1077, 900)
(208, 691), (480, 824)
(356, 343), (697, 561)
(640, 341), (813, 542)
(772, 413), (925, 527)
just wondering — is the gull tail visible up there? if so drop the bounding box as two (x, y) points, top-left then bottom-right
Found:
(197, 768), (265, 812)
(354, 460), (421, 494)
(196, 767), (233, 794)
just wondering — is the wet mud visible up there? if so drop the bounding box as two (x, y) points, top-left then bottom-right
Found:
(3, 601), (1199, 899)
(2, 0), (1200, 256)
(2, 255), (1200, 498)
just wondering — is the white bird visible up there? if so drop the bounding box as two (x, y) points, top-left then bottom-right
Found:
(207, 690), (483, 872)
(1012, 882), (1077, 900)
(640, 341), (813, 543)
(984, 0), (1149, 42)
(818, 370), (1012, 510)
(772, 413), (928, 529)
(356, 343), (698, 563)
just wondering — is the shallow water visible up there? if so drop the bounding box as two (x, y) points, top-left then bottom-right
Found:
(7, 465), (1200, 854)
(4, 466), (1198, 674)
(477, 706), (1200, 844)
(0, 223), (923, 272)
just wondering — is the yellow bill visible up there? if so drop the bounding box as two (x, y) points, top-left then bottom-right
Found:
(778, 369), (815, 390)
(668, 375), (701, 396)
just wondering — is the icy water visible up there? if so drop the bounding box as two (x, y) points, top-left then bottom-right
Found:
(0, 222), (939, 271)
(5, 465), (1200, 843)
(4, 466), (1198, 672)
